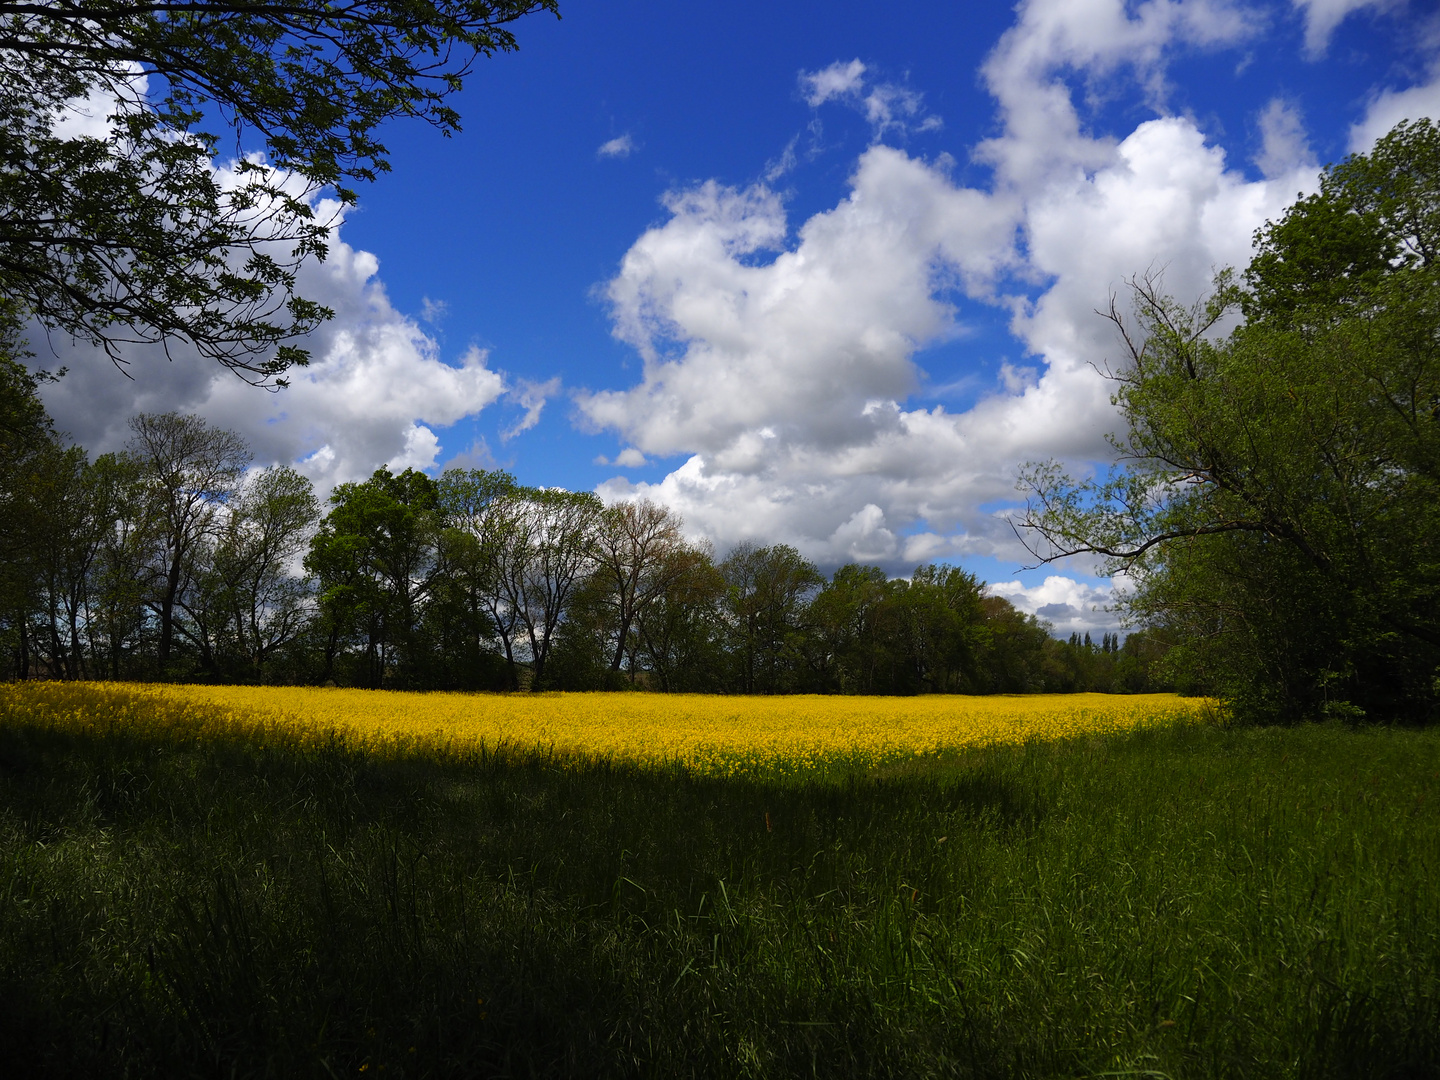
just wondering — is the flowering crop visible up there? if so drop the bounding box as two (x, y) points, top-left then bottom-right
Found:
(0, 682), (1213, 776)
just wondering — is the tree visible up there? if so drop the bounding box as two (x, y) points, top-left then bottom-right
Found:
(437, 469), (526, 688)
(720, 543), (823, 694)
(126, 411), (251, 670)
(592, 500), (690, 678)
(23, 444), (100, 679)
(804, 564), (899, 693)
(186, 465), (318, 678)
(0, 0), (557, 381)
(895, 564), (986, 693)
(0, 347), (59, 675)
(513, 489), (602, 688)
(306, 466), (441, 687)
(974, 596), (1053, 694)
(85, 451), (162, 677)
(1020, 119), (1440, 723)
(632, 544), (725, 692)
(0, 315), (54, 584)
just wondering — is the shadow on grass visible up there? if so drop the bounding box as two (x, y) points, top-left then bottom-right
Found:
(1, 710), (1438, 1078)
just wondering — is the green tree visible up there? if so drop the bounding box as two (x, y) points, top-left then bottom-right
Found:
(974, 596), (1053, 694)
(24, 444), (101, 679)
(85, 451), (162, 678)
(1020, 119), (1440, 723)
(591, 500), (691, 679)
(632, 544), (726, 692)
(436, 468), (525, 688)
(514, 489), (603, 689)
(306, 466), (441, 687)
(720, 543), (823, 694)
(895, 564), (987, 694)
(0, 0), (557, 381)
(0, 349), (58, 675)
(184, 465), (318, 679)
(804, 564), (900, 693)
(126, 412), (251, 671)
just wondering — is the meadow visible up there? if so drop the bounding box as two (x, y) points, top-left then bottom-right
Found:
(1, 682), (1437, 1078)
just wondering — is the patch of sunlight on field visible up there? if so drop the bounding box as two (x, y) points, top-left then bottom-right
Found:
(0, 682), (1214, 775)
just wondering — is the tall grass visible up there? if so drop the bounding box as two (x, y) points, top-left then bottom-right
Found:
(1, 684), (1437, 1077)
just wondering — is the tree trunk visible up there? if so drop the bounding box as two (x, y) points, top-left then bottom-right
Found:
(158, 550), (182, 668)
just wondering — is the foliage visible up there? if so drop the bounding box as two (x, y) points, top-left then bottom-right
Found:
(184, 464), (319, 677)
(0, 347), (61, 669)
(2, 682), (1437, 1077)
(306, 466), (445, 687)
(3, 399), (1155, 694)
(720, 542), (825, 694)
(1020, 119), (1440, 723)
(0, 0), (557, 381)
(592, 500), (690, 677)
(126, 412), (252, 669)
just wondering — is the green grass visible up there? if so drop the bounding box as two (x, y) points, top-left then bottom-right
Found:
(1, 692), (1438, 1078)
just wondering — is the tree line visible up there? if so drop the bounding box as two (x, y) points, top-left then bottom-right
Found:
(0, 388), (1165, 694)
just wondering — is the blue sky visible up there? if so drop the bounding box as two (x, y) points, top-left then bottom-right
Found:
(39, 0), (1440, 634)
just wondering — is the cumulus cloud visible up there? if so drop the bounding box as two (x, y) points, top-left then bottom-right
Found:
(580, 151), (1017, 458)
(1349, 58), (1440, 150)
(34, 173), (509, 493)
(598, 133), (637, 159)
(584, 0), (1324, 630)
(988, 576), (1117, 635)
(975, 0), (1257, 190)
(583, 118), (1307, 574)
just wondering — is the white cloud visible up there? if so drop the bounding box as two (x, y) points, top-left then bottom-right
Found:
(585, 0), (1315, 599)
(581, 149), (1017, 460)
(502, 376), (562, 440)
(441, 438), (499, 472)
(1292, 0), (1400, 58)
(48, 65), (150, 141)
(595, 447), (648, 468)
(798, 58), (941, 141)
(598, 133), (637, 159)
(829, 504), (901, 563)
(1254, 97), (1313, 177)
(763, 136), (800, 182)
(1350, 62), (1440, 150)
(583, 118), (1307, 571)
(800, 59), (867, 106)
(861, 83), (932, 139)
(988, 575), (1119, 634)
(974, 0), (1258, 192)
(34, 171), (508, 494)
(420, 296), (448, 323)
(998, 360), (1039, 394)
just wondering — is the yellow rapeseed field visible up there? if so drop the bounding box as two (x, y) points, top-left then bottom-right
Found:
(0, 681), (1212, 775)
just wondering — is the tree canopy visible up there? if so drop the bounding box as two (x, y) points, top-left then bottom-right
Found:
(1020, 118), (1440, 723)
(0, 0), (557, 382)
(3, 398), (1161, 693)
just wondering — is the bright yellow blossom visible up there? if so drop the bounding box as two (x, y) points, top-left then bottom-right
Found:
(0, 682), (1212, 776)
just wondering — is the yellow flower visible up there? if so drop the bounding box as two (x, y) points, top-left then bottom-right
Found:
(0, 682), (1210, 776)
